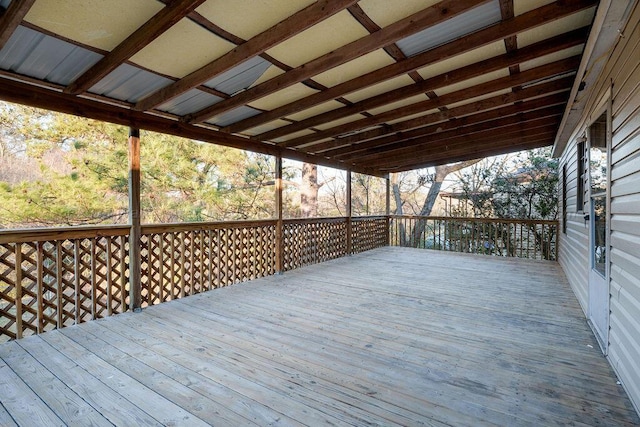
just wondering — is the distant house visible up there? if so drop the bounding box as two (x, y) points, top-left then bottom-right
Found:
(553, 1), (640, 413)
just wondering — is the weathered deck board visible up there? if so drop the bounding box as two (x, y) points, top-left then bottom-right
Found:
(1, 247), (639, 426)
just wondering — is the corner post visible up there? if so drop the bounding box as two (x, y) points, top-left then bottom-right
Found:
(346, 170), (352, 255)
(275, 155), (284, 274)
(128, 128), (142, 311)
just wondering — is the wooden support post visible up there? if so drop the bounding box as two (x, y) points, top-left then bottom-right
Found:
(385, 174), (391, 246)
(275, 155), (284, 273)
(128, 128), (142, 311)
(346, 170), (352, 255)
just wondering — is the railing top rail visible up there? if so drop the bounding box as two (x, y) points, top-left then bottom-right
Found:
(352, 215), (388, 221)
(0, 224), (131, 244)
(389, 215), (559, 225)
(283, 216), (347, 225)
(141, 219), (278, 234)
(0, 216), (388, 244)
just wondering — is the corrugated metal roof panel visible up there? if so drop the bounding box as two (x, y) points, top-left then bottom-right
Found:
(0, 26), (102, 85)
(89, 63), (173, 103)
(205, 106), (261, 127)
(157, 89), (223, 116)
(204, 56), (271, 95)
(396, 0), (502, 57)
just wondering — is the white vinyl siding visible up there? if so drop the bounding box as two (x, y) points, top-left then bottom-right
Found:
(558, 1), (640, 413)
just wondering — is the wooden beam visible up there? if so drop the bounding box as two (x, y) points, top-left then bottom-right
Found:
(360, 121), (560, 167)
(340, 105), (564, 162)
(134, 0), (358, 111)
(128, 128), (142, 311)
(499, 0), (519, 75)
(366, 135), (556, 171)
(0, 0), (36, 50)
(383, 134), (554, 171)
(328, 76), (574, 147)
(223, 0), (597, 134)
(257, 27), (588, 142)
(64, 0), (207, 95)
(187, 0), (491, 124)
(0, 77), (385, 177)
(346, 170), (352, 255)
(325, 93), (569, 158)
(281, 56), (580, 148)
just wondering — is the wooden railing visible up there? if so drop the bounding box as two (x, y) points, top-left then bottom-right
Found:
(1, 215), (553, 341)
(0, 226), (130, 341)
(389, 216), (558, 261)
(140, 221), (277, 306)
(0, 216), (388, 342)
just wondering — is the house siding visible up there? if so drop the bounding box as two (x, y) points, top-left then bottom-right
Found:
(558, 1), (640, 413)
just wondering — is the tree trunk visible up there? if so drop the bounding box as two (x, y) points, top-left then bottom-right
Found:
(411, 159), (481, 246)
(300, 162), (319, 218)
(391, 173), (407, 246)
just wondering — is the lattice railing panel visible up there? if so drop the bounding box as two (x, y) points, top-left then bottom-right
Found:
(352, 217), (388, 254)
(1, 243), (19, 341)
(17, 243), (39, 338)
(40, 242), (59, 333)
(109, 236), (127, 315)
(0, 229), (130, 342)
(283, 219), (347, 271)
(2, 217), (392, 342)
(139, 223), (276, 299)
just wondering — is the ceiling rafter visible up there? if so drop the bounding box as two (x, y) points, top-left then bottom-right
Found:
(0, 77), (382, 177)
(64, 0), (208, 95)
(371, 129), (558, 170)
(182, 8), (356, 110)
(322, 76), (574, 151)
(339, 105), (565, 162)
(0, 0), (599, 173)
(134, 0), (358, 112)
(383, 135), (555, 171)
(0, 0), (36, 50)
(499, 0), (520, 76)
(362, 121), (560, 168)
(324, 93), (569, 158)
(279, 56), (581, 149)
(185, 0), (491, 124)
(346, 3), (424, 84)
(222, 0), (597, 134)
(255, 26), (588, 142)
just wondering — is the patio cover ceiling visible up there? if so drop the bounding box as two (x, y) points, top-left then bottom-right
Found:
(0, 0), (597, 177)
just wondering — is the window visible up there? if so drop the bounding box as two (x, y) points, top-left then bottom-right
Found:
(589, 113), (608, 277)
(576, 140), (586, 211)
(562, 163), (567, 234)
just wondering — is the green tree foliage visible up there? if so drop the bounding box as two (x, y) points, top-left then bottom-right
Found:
(0, 102), (276, 228)
(457, 148), (558, 220)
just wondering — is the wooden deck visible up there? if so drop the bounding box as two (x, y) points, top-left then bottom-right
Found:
(1, 247), (638, 426)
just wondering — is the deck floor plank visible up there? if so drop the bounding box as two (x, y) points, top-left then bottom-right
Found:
(0, 340), (112, 427)
(99, 311), (426, 427)
(0, 344), (65, 426)
(39, 331), (210, 426)
(15, 334), (163, 426)
(170, 281), (610, 425)
(1, 247), (639, 426)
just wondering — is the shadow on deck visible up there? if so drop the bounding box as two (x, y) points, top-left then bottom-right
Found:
(1, 247), (638, 426)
